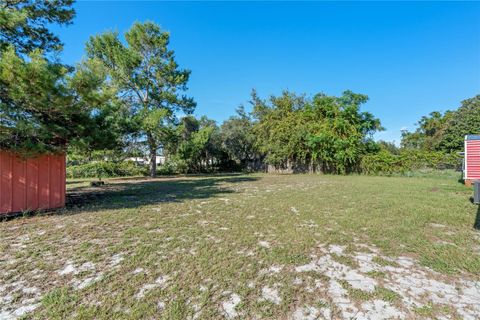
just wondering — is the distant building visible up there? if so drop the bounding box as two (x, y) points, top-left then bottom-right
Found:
(125, 155), (165, 166)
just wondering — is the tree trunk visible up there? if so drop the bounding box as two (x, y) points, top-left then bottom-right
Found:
(147, 133), (157, 178)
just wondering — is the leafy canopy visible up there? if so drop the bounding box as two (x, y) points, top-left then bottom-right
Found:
(252, 90), (383, 173)
(438, 95), (480, 152)
(401, 95), (480, 152)
(221, 106), (259, 165)
(84, 21), (195, 176)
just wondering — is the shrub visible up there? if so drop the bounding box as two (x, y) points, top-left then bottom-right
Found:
(157, 157), (188, 175)
(360, 150), (402, 175)
(360, 150), (461, 175)
(67, 161), (147, 179)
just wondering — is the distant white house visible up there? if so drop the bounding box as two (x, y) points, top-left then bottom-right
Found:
(125, 155), (165, 166)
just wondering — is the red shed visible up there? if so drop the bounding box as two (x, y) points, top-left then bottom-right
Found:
(0, 151), (66, 215)
(464, 135), (480, 185)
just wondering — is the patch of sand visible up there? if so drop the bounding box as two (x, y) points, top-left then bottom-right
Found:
(294, 243), (480, 319)
(261, 286), (281, 305)
(222, 293), (241, 319)
(135, 275), (170, 300)
(258, 241), (271, 249)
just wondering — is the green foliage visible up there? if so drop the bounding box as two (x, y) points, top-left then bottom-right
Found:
(401, 94), (480, 153)
(156, 115), (242, 174)
(252, 90), (383, 173)
(0, 0), (122, 158)
(0, 0), (475, 179)
(66, 161), (147, 179)
(157, 155), (188, 175)
(360, 150), (401, 175)
(0, 46), (131, 157)
(0, 0), (75, 55)
(176, 126), (214, 171)
(68, 59), (134, 155)
(401, 111), (453, 150)
(173, 116), (232, 173)
(0, 47), (89, 155)
(84, 21), (195, 176)
(221, 106), (260, 165)
(377, 140), (400, 155)
(252, 91), (307, 166)
(438, 95), (480, 152)
(400, 150), (459, 170)
(158, 157), (189, 175)
(361, 149), (461, 175)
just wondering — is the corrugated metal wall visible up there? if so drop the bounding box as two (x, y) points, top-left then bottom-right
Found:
(466, 140), (480, 180)
(0, 151), (66, 215)
(464, 140), (480, 180)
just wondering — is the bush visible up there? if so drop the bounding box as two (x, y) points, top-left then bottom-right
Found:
(67, 161), (147, 179)
(157, 157), (188, 175)
(360, 150), (461, 175)
(399, 150), (460, 171)
(360, 150), (402, 175)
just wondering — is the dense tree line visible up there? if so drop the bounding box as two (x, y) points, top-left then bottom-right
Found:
(1, 1), (478, 177)
(90, 89), (383, 175)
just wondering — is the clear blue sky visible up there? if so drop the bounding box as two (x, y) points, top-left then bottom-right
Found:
(53, 1), (480, 144)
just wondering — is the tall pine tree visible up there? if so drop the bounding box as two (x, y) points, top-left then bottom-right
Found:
(85, 21), (196, 176)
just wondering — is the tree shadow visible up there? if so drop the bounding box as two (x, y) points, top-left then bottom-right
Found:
(65, 175), (260, 212)
(66, 179), (91, 185)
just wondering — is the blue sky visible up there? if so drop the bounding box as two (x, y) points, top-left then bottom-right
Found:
(53, 1), (480, 144)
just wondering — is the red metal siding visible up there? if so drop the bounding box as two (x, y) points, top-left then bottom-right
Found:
(0, 152), (13, 213)
(0, 151), (66, 215)
(12, 155), (26, 213)
(38, 156), (50, 210)
(466, 140), (480, 180)
(26, 158), (39, 210)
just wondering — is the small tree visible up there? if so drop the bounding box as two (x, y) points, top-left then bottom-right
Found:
(221, 106), (259, 168)
(85, 21), (196, 177)
(400, 111), (452, 151)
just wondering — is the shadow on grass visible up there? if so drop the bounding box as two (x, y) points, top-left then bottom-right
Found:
(65, 174), (259, 212)
(66, 180), (86, 185)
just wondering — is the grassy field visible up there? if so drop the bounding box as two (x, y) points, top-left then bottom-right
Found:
(1, 173), (479, 319)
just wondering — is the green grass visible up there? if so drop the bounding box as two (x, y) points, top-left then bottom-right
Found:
(413, 302), (436, 317)
(371, 256), (399, 267)
(1, 173), (479, 319)
(374, 287), (401, 303)
(330, 253), (359, 268)
(337, 280), (400, 303)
